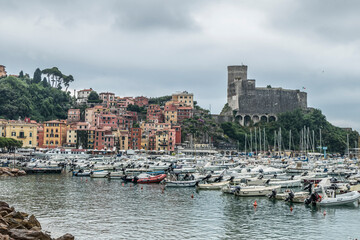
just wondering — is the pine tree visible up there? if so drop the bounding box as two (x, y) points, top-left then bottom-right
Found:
(33, 68), (42, 84)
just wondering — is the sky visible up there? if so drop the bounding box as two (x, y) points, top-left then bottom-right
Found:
(1, 0), (360, 131)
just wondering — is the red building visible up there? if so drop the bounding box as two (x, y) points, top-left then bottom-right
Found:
(172, 125), (181, 145)
(129, 128), (142, 150)
(134, 96), (149, 107)
(148, 134), (156, 151)
(147, 104), (164, 123)
(96, 114), (118, 129)
(37, 125), (44, 148)
(94, 127), (115, 150)
(177, 106), (193, 122)
(117, 116), (133, 131)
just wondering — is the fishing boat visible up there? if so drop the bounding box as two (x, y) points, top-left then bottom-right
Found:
(134, 173), (167, 184)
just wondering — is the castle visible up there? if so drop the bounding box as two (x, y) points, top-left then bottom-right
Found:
(226, 65), (307, 126)
(0, 65), (7, 78)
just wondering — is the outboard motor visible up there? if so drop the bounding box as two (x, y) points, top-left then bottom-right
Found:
(258, 175), (264, 180)
(268, 189), (277, 199)
(290, 175), (295, 180)
(304, 182), (313, 194)
(285, 191), (295, 202)
(259, 169), (264, 174)
(214, 176), (223, 183)
(265, 179), (271, 185)
(273, 174), (277, 179)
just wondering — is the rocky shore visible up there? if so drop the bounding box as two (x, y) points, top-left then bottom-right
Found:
(0, 201), (74, 240)
(0, 168), (26, 177)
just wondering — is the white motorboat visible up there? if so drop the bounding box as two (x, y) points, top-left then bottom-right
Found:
(266, 179), (302, 188)
(317, 187), (360, 207)
(234, 185), (281, 197)
(166, 180), (198, 187)
(197, 181), (231, 190)
(90, 170), (109, 178)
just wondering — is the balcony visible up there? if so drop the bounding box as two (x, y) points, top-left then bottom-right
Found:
(17, 136), (26, 139)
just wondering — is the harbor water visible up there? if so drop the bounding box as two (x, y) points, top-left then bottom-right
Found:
(1, 174), (359, 240)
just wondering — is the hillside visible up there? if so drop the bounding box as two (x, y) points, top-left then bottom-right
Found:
(219, 108), (359, 154)
(0, 75), (72, 121)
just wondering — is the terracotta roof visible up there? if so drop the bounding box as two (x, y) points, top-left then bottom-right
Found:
(79, 88), (93, 92)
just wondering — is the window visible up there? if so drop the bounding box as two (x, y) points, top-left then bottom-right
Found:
(29, 141), (32, 145)
(29, 133), (32, 137)
(11, 132), (16, 136)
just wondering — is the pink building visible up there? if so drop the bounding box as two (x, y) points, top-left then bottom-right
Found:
(134, 96), (149, 107)
(99, 92), (115, 108)
(177, 106), (193, 122)
(94, 127), (115, 150)
(96, 114), (118, 129)
(147, 104), (164, 123)
(116, 97), (135, 108)
(67, 109), (81, 123)
(118, 116), (133, 130)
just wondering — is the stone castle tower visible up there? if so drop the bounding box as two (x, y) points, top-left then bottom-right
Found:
(227, 65), (307, 126)
(0, 65), (7, 78)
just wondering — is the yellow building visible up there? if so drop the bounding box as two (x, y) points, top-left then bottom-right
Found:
(43, 120), (67, 148)
(4, 120), (38, 148)
(66, 124), (77, 147)
(113, 129), (129, 151)
(164, 109), (177, 124)
(141, 135), (149, 150)
(155, 130), (169, 152)
(172, 91), (194, 108)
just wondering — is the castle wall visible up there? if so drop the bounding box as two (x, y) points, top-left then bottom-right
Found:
(226, 65), (307, 126)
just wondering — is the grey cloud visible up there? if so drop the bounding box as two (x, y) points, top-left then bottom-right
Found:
(265, 0), (360, 42)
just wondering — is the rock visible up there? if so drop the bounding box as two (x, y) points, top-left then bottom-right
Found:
(8, 229), (52, 240)
(17, 171), (26, 176)
(28, 215), (41, 230)
(55, 233), (75, 240)
(0, 217), (8, 227)
(0, 223), (9, 235)
(0, 232), (13, 240)
(9, 169), (18, 174)
(4, 212), (24, 221)
(0, 203), (9, 209)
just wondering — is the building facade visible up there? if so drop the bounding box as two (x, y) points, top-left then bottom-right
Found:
(3, 120), (38, 148)
(43, 120), (67, 148)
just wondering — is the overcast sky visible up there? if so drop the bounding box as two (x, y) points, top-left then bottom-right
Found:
(1, 0), (359, 131)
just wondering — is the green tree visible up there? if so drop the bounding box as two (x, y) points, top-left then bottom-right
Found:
(19, 70), (24, 78)
(33, 68), (42, 84)
(87, 91), (101, 103)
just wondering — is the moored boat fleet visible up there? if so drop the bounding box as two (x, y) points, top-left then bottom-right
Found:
(3, 152), (360, 207)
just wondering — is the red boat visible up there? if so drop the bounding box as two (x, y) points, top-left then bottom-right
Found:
(133, 174), (167, 184)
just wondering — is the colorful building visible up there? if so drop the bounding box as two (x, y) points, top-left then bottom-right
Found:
(172, 91), (194, 108)
(177, 106), (193, 122)
(43, 120), (67, 148)
(99, 92), (115, 107)
(67, 109), (81, 123)
(134, 96), (149, 107)
(147, 104), (164, 123)
(129, 128), (141, 150)
(77, 88), (93, 104)
(3, 120), (38, 148)
(164, 103), (178, 124)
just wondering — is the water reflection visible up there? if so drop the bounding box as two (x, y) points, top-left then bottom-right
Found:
(1, 174), (360, 240)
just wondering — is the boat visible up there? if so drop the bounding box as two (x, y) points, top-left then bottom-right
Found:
(233, 185), (281, 197)
(90, 170), (109, 178)
(134, 173), (167, 184)
(107, 171), (125, 179)
(72, 169), (91, 177)
(166, 180), (198, 187)
(197, 181), (231, 190)
(316, 186), (360, 207)
(266, 179), (302, 188)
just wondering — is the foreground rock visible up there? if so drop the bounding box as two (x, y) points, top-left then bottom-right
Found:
(0, 201), (74, 240)
(0, 168), (26, 177)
